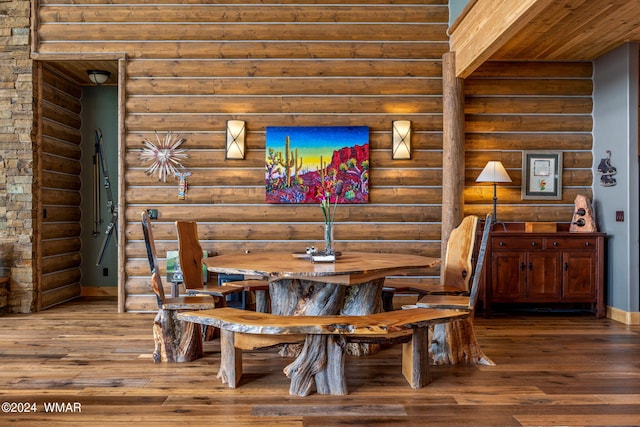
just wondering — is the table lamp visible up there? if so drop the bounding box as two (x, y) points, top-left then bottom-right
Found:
(476, 161), (512, 224)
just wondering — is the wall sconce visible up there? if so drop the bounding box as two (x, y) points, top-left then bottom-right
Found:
(392, 120), (411, 159)
(226, 120), (246, 159)
(87, 70), (111, 85)
(475, 161), (512, 224)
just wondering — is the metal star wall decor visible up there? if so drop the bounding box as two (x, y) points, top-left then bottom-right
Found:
(140, 131), (188, 182)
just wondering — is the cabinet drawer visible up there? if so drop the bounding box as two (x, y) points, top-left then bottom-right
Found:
(544, 238), (598, 250)
(492, 237), (543, 250)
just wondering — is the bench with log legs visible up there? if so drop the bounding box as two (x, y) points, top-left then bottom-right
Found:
(177, 307), (469, 396)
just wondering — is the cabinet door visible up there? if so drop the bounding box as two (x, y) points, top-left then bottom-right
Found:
(526, 252), (562, 299)
(563, 251), (596, 299)
(491, 252), (525, 300)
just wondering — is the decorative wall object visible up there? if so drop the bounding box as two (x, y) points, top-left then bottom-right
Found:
(597, 150), (617, 187)
(265, 126), (369, 204)
(522, 150), (563, 200)
(140, 132), (188, 182)
(570, 194), (597, 232)
(175, 171), (191, 200)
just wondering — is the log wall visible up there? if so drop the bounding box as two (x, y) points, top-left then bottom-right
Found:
(36, 0), (450, 311)
(464, 61), (594, 222)
(31, 1), (595, 312)
(37, 65), (83, 309)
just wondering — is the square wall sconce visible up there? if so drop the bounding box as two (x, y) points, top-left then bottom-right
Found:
(392, 120), (411, 159)
(226, 120), (246, 159)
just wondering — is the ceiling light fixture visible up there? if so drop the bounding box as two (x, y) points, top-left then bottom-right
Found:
(87, 70), (111, 85)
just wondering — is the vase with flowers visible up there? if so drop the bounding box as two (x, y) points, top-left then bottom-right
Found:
(316, 156), (343, 260)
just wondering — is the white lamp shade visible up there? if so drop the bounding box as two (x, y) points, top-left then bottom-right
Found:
(226, 120), (246, 159)
(87, 70), (111, 85)
(392, 120), (411, 159)
(476, 161), (512, 183)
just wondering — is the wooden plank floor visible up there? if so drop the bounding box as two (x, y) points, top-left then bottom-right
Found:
(1, 297), (639, 426)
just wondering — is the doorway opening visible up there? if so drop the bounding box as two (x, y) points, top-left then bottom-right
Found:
(37, 61), (119, 310)
(79, 86), (118, 297)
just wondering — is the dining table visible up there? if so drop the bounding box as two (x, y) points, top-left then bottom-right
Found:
(202, 251), (440, 395)
(202, 251), (440, 316)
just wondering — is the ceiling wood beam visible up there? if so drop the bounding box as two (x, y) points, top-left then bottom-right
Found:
(449, 0), (555, 78)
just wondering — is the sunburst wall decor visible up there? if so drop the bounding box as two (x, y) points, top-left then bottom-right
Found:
(141, 132), (188, 182)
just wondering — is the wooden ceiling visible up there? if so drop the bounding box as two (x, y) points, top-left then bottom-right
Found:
(450, 0), (640, 77)
(45, 60), (119, 86)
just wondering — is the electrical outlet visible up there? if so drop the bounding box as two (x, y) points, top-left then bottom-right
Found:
(147, 209), (159, 220)
(103, 268), (108, 276)
(616, 211), (624, 222)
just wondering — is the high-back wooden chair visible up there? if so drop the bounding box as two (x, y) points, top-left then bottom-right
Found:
(416, 214), (493, 365)
(381, 215), (479, 310)
(174, 220), (205, 287)
(175, 220), (270, 311)
(440, 215), (479, 293)
(418, 214), (490, 312)
(141, 211), (216, 362)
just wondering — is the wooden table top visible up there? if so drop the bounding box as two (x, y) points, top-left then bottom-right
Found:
(203, 251), (440, 285)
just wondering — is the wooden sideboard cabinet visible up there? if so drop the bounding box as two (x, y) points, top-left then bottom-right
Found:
(481, 224), (605, 318)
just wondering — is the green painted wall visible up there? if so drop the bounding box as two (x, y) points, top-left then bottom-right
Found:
(80, 86), (118, 288)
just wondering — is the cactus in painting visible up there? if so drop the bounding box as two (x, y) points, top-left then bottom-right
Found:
(275, 136), (303, 187)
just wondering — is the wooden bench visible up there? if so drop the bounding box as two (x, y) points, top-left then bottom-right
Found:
(177, 307), (468, 396)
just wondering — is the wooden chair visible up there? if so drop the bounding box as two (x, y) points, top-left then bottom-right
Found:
(382, 215), (480, 310)
(221, 276), (271, 313)
(140, 211), (216, 363)
(175, 220), (270, 311)
(417, 214), (493, 365)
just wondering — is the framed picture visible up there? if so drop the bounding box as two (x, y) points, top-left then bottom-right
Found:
(522, 151), (563, 200)
(265, 126), (369, 204)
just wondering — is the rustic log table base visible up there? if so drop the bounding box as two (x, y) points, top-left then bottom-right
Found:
(284, 334), (348, 396)
(270, 277), (385, 395)
(341, 278), (384, 356)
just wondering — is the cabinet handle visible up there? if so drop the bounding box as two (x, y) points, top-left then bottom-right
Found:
(564, 262), (569, 271)
(531, 242), (536, 247)
(529, 262), (533, 271)
(585, 242), (591, 247)
(553, 241), (558, 246)
(499, 241), (505, 246)
(520, 262), (526, 271)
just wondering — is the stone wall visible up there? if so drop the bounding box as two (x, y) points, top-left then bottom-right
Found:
(0, 0), (35, 313)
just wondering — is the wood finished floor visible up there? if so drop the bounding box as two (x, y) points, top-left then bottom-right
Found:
(0, 297), (639, 427)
